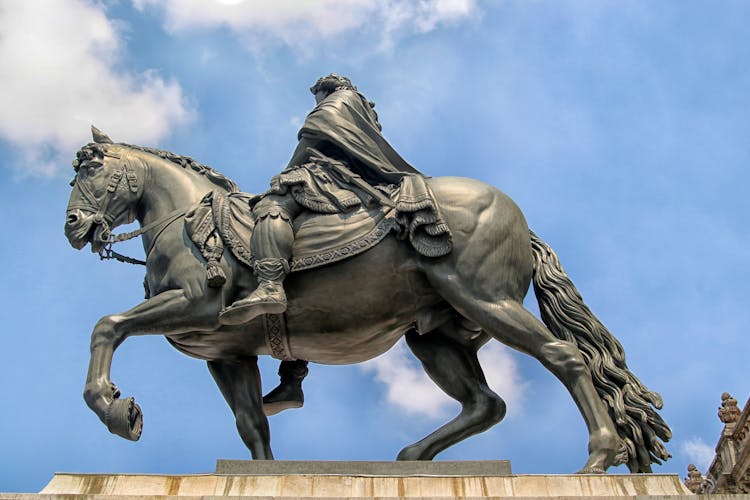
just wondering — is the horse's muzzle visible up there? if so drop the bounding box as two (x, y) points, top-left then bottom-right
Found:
(65, 209), (96, 250)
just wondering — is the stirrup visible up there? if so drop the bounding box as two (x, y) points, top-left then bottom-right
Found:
(219, 297), (286, 325)
(219, 285), (287, 325)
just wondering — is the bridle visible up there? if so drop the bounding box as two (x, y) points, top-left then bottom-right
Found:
(70, 148), (185, 266)
(99, 208), (186, 266)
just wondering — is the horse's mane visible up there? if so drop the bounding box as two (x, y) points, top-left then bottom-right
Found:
(73, 142), (240, 194)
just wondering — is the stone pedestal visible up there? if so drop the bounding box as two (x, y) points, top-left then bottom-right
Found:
(0, 460), (701, 499)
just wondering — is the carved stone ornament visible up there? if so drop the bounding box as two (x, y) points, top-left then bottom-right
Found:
(684, 464), (704, 493)
(699, 393), (750, 494)
(719, 392), (741, 424)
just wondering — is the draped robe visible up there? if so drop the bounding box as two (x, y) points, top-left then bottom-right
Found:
(263, 88), (452, 258)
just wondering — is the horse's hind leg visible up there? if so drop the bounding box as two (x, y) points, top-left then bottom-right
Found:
(429, 273), (619, 472)
(208, 357), (273, 459)
(397, 328), (505, 461)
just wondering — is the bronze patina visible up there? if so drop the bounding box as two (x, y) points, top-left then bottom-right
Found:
(64, 76), (671, 474)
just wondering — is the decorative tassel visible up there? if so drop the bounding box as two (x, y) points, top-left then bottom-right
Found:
(206, 258), (226, 287)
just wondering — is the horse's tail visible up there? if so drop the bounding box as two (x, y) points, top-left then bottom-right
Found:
(529, 230), (671, 473)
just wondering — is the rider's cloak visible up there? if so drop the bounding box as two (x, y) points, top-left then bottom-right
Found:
(291, 88), (421, 184)
(268, 88), (452, 258)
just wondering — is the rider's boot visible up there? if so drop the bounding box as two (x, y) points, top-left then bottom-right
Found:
(263, 359), (309, 416)
(219, 213), (293, 325)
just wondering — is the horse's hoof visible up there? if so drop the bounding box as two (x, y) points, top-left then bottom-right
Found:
(576, 466), (606, 474)
(106, 396), (143, 441)
(397, 446), (427, 461)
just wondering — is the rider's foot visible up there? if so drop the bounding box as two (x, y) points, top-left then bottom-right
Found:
(219, 281), (287, 325)
(263, 381), (304, 416)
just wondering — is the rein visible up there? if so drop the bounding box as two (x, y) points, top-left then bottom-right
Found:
(99, 208), (186, 266)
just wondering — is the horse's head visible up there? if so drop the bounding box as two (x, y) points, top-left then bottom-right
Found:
(65, 127), (142, 253)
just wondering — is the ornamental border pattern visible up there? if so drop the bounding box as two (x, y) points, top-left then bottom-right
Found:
(290, 217), (398, 272)
(264, 314), (294, 361)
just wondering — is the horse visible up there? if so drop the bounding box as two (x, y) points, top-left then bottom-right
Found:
(64, 128), (671, 473)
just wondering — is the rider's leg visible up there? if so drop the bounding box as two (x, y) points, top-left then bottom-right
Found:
(263, 359), (309, 416)
(219, 195), (301, 325)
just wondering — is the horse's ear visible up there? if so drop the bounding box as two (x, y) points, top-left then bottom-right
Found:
(91, 125), (113, 144)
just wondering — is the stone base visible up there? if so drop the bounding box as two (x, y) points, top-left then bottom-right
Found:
(34, 472), (692, 498)
(0, 461), (700, 498)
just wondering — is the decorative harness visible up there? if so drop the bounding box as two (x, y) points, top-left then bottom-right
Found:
(72, 145), (296, 361)
(70, 149), (185, 266)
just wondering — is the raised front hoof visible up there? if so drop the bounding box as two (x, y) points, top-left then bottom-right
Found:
(219, 301), (286, 326)
(106, 396), (143, 441)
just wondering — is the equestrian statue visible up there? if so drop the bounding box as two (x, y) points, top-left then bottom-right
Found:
(64, 74), (671, 473)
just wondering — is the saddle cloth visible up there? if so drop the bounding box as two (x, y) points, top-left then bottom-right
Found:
(184, 190), (399, 276)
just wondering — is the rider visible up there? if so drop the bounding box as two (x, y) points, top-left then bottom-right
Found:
(219, 74), (452, 411)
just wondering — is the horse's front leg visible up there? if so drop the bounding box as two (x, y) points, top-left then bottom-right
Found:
(83, 289), (218, 440)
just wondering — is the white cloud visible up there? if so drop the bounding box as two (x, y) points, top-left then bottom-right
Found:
(132, 0), (478, 50)
(0, 1), (191, 177)
(681, 437), (715, 472)
(415, 0), (476, 32)
(361, 340), (451, 418)
(479, 343), (527, 416)
(361, 338), (526, 419)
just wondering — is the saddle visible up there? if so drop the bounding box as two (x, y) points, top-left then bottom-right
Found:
(184, 190), (400, 286)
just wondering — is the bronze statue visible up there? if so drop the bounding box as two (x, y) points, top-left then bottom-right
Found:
(64, 76), (671, 473)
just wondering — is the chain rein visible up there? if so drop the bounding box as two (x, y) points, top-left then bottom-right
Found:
(100, 209), (186, 266)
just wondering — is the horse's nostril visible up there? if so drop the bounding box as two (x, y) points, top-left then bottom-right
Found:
(67, 213), (79, 225)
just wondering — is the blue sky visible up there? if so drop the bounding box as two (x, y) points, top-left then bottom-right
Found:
(1, 0), (748, 493)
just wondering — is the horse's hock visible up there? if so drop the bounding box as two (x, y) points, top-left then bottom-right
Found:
(11, 461), (698, 499)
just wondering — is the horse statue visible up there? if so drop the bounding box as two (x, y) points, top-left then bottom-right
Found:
(64, 128), (671, 473)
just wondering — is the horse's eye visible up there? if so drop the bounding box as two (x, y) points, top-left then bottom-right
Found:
(79, 162), (101, 176)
